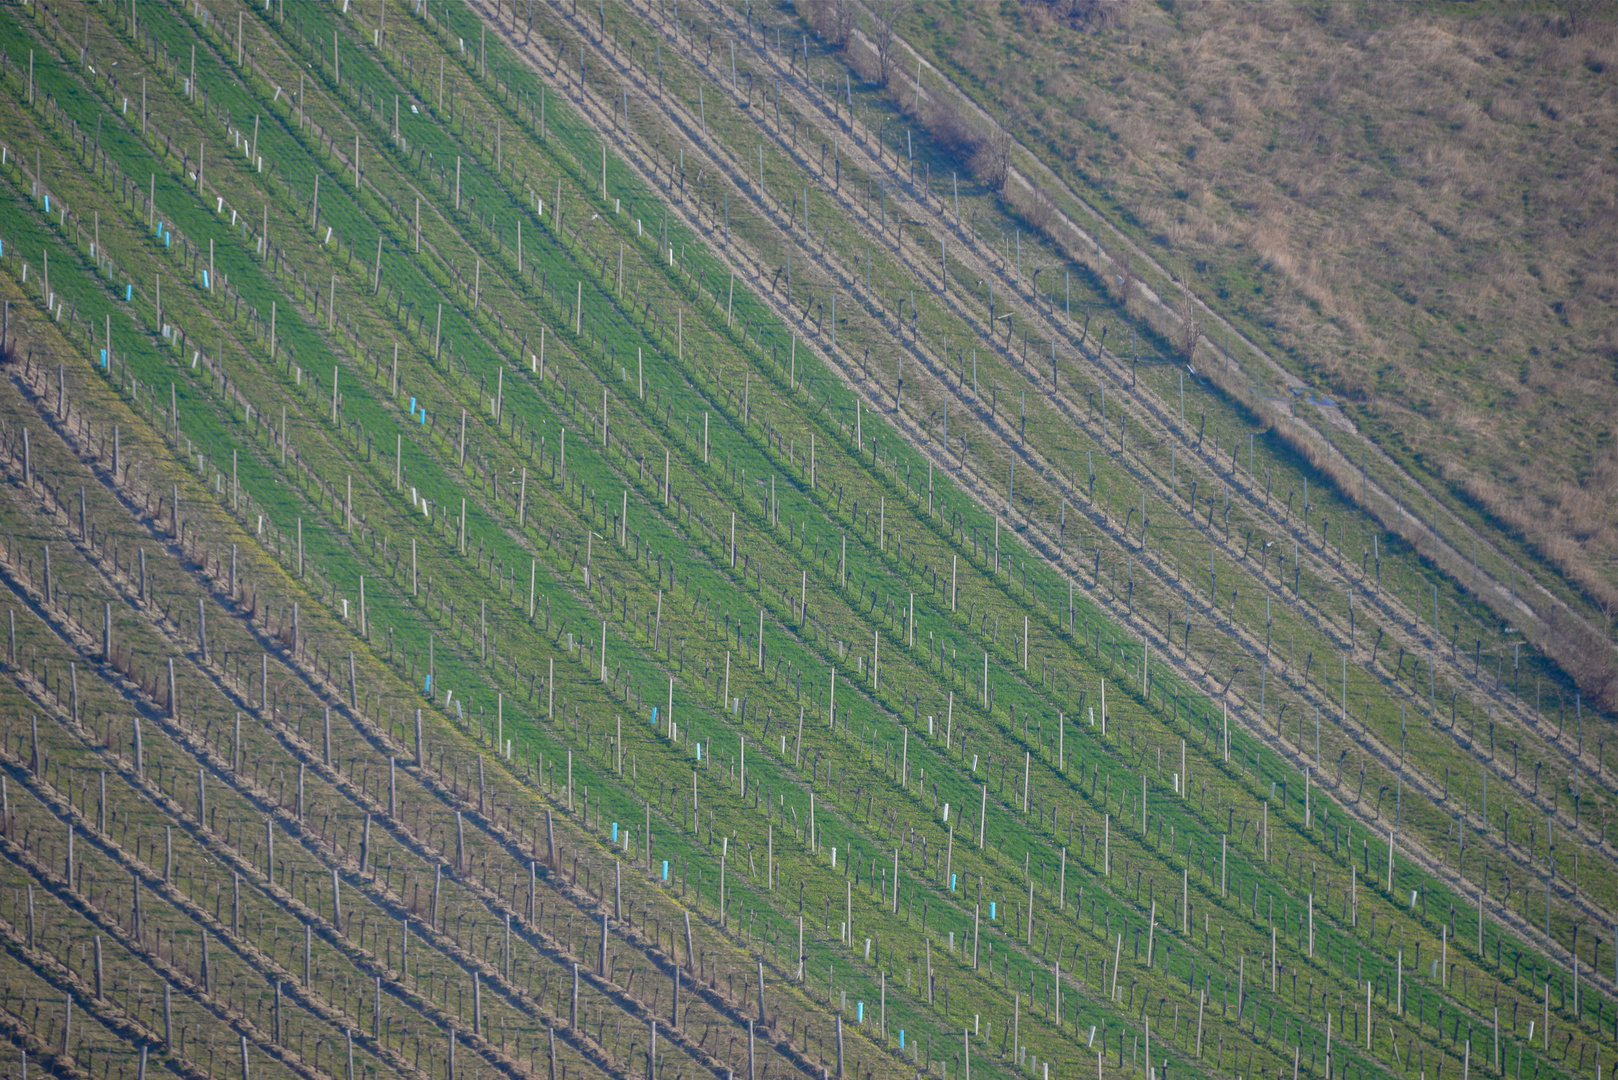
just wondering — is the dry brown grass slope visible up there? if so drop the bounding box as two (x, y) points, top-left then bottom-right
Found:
(892, 0), (1618, 628)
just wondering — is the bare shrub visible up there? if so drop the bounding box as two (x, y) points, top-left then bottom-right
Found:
(1024, 2), (1057, 32)
(802, 0), (855, 49)
(920, 93), (1015, 193)
(1025, 0), (1137, 33)
(845, 32), (881, 85)
(1022, 184), (1059, 232)
(1070, 0), (1137, 33)
(972, 117), (1016, 193)
(924, 94), (984, 161)
(1566, 0), (1616, 39)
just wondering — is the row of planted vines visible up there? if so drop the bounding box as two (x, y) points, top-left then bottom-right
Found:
(0, 5), (1607, 1080)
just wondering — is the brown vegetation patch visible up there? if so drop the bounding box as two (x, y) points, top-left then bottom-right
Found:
(902, 0), (1618, 632)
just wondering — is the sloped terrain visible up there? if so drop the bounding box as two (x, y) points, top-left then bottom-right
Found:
(0, 5), (1606, 1080)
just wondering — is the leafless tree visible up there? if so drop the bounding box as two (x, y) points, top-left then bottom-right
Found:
(870, 0), (903, 88)
(972, 107), (1025, 193)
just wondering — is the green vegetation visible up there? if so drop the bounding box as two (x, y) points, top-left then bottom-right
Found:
(0, 6), (1607, 1080)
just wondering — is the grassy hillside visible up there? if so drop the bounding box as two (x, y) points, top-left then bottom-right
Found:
(885, 0), (1618, 647)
